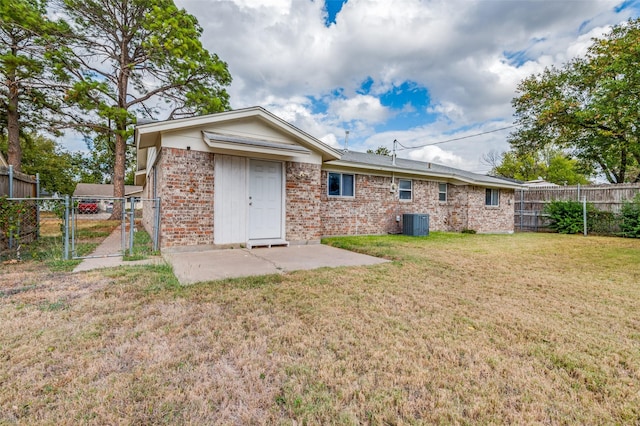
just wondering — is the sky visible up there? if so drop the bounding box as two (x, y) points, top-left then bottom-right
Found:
(164, 0), (640, 174)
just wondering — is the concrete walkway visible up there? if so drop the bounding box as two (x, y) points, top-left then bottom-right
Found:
(73, 227), (163, 273)
(163, 244), (389, 285)
(74, 228), (389, 284)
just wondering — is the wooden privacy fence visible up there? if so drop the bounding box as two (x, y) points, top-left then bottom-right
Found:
(0, 165), (37, 197)
(515, 183), (640, 231)
(1, 166), (39, 256)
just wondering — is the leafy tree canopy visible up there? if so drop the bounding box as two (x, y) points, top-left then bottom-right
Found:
(0, 133), (80, 195)
(0, 0), (71, 170)
(485, 148), (591, 185)
(366, 146), (391, 156)
(61, 0), (232, 210)
(509, 18), (640, 183)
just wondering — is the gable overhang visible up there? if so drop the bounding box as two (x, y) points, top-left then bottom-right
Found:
(135, 106), (341, 160)
(323, 160), (523, 190)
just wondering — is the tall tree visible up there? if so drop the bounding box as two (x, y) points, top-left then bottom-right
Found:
(509, 19), (640, 183)
(0, 0), (70, 171)
(61, 0), (231, 213)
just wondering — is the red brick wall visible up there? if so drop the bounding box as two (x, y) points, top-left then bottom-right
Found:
(319, 171), (514, 236)
(285, 162), (322, 242)
(156, 148), (215, 248)
(148, 151), (514, 250)
(320, 173), (402, 236)
(466, 187), (515, 233)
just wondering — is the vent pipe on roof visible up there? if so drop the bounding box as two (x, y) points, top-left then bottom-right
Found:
(344, 130), (349, 152)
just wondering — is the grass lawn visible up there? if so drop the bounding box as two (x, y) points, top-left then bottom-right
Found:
(1, 232), (639, 424)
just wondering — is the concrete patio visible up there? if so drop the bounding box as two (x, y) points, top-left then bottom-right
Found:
(73, 227), (389, 284)
(163, 244), (389, 284)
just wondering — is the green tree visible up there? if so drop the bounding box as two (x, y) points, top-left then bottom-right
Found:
(487, 149), (590, 185)
(367, 146), (391, 156)
(0, 133), (79, 195)
(0, 0), (70, 171)
(61, 0), (232, 213)
(509, 19), (640, 183)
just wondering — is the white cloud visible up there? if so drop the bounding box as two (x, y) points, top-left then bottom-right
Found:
(328, 95), (391, 124)
(174, 0), (638, 172)
(407, 146), (467, 170)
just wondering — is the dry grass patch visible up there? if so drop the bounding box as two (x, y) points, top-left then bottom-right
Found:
(1, 233), (639, 424)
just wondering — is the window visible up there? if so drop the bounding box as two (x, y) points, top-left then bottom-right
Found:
(438, 183), (447, 202)
(328, 172), (354, 197)
(398, 179), (412, 200)
(485, 188), (500, 206)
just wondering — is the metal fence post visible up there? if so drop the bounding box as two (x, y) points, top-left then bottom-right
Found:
(583, 196), (587, 236)
(129, 197), (136, 256)
(36, 173), (40, 239)
(121, 197), (126, 255)
(577, 183), (581, 201)
(519, 189), (524, 231)
(71, 196), (76, 257)
(64, 195), (69, 260)
(8, 165), (13, 198)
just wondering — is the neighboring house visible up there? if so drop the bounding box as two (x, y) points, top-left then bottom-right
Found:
(523, 179), (559, 188)
(135, 107), (520, 251)
(73, 183), (143, 211)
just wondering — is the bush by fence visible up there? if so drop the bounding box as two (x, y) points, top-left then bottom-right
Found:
(516, 183), (640, 235)
(620, 194), (640, 237)
(540, 196), (640, 237)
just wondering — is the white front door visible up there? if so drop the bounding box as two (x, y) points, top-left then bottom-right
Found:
(214, 155), (248, 244)
(249, 160), (283, 240)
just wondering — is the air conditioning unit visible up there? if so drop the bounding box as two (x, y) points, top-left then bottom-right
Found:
(403, 213), (429, 236)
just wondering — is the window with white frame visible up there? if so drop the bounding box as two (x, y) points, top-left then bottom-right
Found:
(328, 172), (355, 197)
(438, 183), (447, 202)
(485, 188), (499, 206)
(398, 179), (412, 200)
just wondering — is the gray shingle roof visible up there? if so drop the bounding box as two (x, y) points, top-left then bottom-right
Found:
(329, 151), (521, 188)
(74, 183), (143, 197)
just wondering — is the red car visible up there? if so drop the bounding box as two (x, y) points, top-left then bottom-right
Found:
(78, 199), (99, 214)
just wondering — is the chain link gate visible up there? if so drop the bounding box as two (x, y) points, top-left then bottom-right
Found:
(1, 195), (159, 261)
(69, 196), (160, 260)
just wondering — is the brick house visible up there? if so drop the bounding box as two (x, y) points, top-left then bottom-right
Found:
(135, 107), (520, 251)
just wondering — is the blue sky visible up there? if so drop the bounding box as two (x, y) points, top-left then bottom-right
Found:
(172, 0), (640, 172)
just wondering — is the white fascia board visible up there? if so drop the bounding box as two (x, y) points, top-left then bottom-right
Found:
(323, 160), (522, 189)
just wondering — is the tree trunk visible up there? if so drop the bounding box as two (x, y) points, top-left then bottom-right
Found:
(7, 44), (21, 172)
(111, 54), (130, 219)
(111, 131), (126, 219)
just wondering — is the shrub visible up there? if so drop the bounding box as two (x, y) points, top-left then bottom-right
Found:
(544, 200), (593, 234)
(620, 194), (640, 238)
(589, 210), (618, 235)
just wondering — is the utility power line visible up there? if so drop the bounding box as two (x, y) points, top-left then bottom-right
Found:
(396, 125), (516, 151)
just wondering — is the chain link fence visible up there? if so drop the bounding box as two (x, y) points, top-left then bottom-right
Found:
(1, 196), (160, 262)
